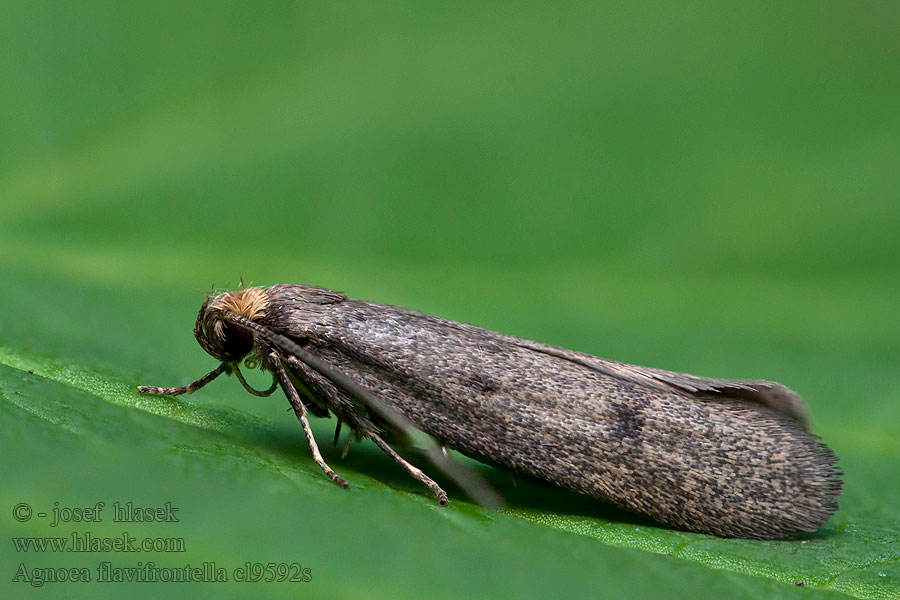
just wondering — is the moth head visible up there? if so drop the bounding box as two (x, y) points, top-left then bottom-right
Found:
(194, 287), (269, 362)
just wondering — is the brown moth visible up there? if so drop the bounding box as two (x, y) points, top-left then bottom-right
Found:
(139, 284), (842, 539)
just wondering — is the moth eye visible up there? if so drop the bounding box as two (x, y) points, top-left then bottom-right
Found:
(218, 320), (254, 361)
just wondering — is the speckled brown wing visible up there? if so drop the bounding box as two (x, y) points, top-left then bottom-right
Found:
(499, 337), (811, 427)
(257, 289), (841, 539)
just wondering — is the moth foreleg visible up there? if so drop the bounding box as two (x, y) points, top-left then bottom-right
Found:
(270, 352), (349, 489)
(367, 432), (448, 506)
(138, 363), (229, 396)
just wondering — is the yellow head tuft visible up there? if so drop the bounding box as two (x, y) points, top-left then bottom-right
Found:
(208, 286), (269, 339)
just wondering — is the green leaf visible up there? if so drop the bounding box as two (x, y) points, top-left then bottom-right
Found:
(2, 2), (898, 599)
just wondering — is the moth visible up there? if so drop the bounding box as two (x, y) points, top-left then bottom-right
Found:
(139, 284), (842, 539)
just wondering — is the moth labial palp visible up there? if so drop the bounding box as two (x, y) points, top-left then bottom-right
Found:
(138, 283), (842, 539)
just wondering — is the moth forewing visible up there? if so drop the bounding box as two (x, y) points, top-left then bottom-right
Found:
(139, 283), (842, 539)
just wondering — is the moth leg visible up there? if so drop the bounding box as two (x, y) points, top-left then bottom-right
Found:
(333, 420), (342, 446)
(224, 314), (502, 506)
(277, 348), (498, 506)
(367, 432), (449, 506)
(138, 363), (229, 396)
(270, 352), (349, 489)
(277, 351), (446, 502)
(232, 363), (278, 397)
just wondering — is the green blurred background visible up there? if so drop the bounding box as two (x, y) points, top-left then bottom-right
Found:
(1, 2), (898, 599)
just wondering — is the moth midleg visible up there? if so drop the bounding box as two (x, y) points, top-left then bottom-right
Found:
(277, 349), (448, 502)
(280, 352), (448, 502)
(138, 363), (229, 396)
(270, 352), (349, 489)
(225, 313), (499, 506)
(278, 346), (499, 507)
(367, 432), (449, 506)
(279, 354), (335, 418)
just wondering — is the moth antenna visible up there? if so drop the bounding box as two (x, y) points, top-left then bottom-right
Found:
(138, 363), (229, 396)
(223, 312), (504, 508)
(232, 363), (278, 397)
(270, 352), (349, 489)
